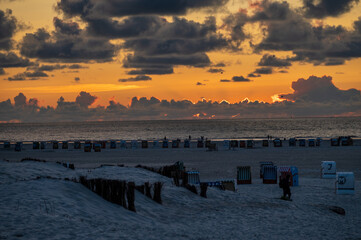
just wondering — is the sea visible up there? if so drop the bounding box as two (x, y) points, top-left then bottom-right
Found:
(0, 117), (360, 142)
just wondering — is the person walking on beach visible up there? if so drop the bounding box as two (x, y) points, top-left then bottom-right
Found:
(279, 175), (291, 200)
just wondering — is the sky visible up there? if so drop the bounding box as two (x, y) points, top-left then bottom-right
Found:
(0, 0), (361, 122)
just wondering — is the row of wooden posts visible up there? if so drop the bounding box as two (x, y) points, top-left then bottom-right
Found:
(78, 176), (163, 212)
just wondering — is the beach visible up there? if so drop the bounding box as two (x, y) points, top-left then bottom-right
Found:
(1, 140), (361, 239)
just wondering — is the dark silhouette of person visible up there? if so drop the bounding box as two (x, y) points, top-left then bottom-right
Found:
(280, 175), (291, 200)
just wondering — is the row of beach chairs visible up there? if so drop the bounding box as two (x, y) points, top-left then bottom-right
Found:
(187, 161), (354, 195)
(2, 136), (353, 152)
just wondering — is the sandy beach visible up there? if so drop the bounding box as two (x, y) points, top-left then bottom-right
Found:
(1, 140), (360, 239)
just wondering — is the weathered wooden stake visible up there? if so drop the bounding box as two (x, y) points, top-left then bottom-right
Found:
(127, 182), (136, 212)
(200, 183), (208, 198)
(144, 182), (152, 199)
(153, 182), (163, 204)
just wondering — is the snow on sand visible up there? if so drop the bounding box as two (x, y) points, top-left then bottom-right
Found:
(1, 143), (361, 239)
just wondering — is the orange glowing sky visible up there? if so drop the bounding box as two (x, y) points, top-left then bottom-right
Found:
(1, 0), (361, 108)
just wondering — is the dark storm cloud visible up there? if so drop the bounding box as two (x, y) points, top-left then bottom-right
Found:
(124, 53), (211, 67)
(253, 67), (273, 75)
(220, 75), (250, 82)
(54, 14), (227, 75)
(53, 17), (81, 35)
(302, 0), (360, 19)
(27, 63), (88, 72)
(0, 52), (32, 68)
(14, 92), (27, 107)
(118, 16), (228, 75)
(208, 68), (224, 73)
(86, 16), (162, 38)
(118, 75), (152, 82)
(212, 62), (226, 67)
(232, 76), (251, 82)
(6, 70), (48, 81)
(56, 0), (229, 76)
(19, 18), (117, 63)
(223, 0), (355, 66)
(0, 9), (17, 50)
(123, 52), (212, 75)
(222, 9), (248, 47)
(127, 68), (174, 75)
(258, 54), (291, 67)
(244, 0), (361, 66)
(68, 64), (88, 69)
(57, 0), (228, 18)
(279, 75), (361, 102)
(355, 17), (361, 33)
(247, 73), (261, 78)
(75, 91), (97, 108)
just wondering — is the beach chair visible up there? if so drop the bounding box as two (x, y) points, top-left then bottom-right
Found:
(184, 171), (200, 184)
(162, 140), (168, 148)
(197, 140), (204, 148)
(308, 139), (315, 147)
(84, 142), (92, 152)
(172, 140), (180, 148)
(120, 140), (127, 148)
(230, 140), (238, 148)
(278, 166), (298, 186)
(184, 139), (190, 148)
(100, 141), (107, 149)
(321, 161), (336, 179)
(262, 140), (269, 147)
(62, 141), (68, 149)
(263, 165), (278, 184)
(74, 141), (81, 149)
(331, 138), (339, 146)
(15, 142), (22, 152)
(289, 138), (296, 147)
(94, 143), (101, 152)
(207, 142), (217, 151)
(239, 140), (246, 148)
(273, 138), (282, 147)
(246, 140), (254, 148)
(223, 140), (230, 149)
(340, 137), (353, 146)
(131, 140), (138, 149)
(142, 140), (148, 149)
(336, 172), (354, 195)
(4, 141), (10, 149)
(110, 140), (116, 149)
(205, 140), (211, 148)
(237, 166), (252, 184)
(299, 139), (306, 147)
(52, 141), (59, 149)
(40, 141), (46, 149)
(260, 161), (274, 178)
(33, 141), (40, 149)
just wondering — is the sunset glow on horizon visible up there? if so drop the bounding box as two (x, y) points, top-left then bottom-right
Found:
(1, 0), (361, 121)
